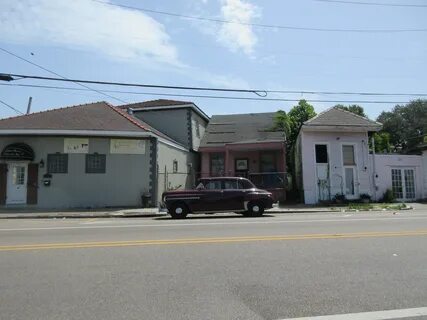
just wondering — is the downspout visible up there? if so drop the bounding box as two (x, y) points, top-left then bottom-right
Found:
(371, 136), (377, 202)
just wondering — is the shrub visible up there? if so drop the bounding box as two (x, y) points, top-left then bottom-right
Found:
(333, 193), (346, 203)
(380, 189), (395, 203)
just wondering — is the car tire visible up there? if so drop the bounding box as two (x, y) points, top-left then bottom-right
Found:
(246, 202), (264, 217)
(169, 202), (189, 219)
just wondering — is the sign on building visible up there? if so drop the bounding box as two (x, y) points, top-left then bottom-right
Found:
(64, 138), (89, 153)
(110, 139), (146, 154)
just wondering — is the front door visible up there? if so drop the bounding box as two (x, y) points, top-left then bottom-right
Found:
(344, 167), (358, 199)
(391, 168), (416, 201)
(6, 163), (27, 204)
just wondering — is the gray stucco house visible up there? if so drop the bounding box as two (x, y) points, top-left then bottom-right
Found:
(0, 101), (195, 209)
(119, 99), (210, 197)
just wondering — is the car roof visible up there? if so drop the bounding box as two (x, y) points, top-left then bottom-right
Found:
(199, 177), (249, 181)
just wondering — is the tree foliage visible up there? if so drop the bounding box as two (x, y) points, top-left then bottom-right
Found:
(376, 99), (427, 151)
(372, 132), (391, 153)
(273, 99), (316, 149)
(334, 104), (367, 117)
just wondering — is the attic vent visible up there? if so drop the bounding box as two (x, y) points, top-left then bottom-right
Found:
(1, 143), (35, 161)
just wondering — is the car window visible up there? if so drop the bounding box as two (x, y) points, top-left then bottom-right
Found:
(223, 180), (238, 189)
(204, 180), (221, 190)
(239, 179), (254, 189)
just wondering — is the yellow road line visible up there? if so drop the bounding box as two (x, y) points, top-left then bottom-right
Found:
(1, 230), (427, 252)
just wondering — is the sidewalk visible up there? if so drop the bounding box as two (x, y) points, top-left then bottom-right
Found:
(0, 203), (422, 219)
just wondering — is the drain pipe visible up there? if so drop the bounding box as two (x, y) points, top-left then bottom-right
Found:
(371, 136), (377, 201)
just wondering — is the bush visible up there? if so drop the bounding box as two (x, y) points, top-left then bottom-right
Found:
(333, 193), (346, 203)
(380, 189), (395, 203)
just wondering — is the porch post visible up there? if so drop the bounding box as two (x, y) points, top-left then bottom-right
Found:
(225, 147), (230, 176)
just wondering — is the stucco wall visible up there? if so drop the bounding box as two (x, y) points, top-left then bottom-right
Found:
(191, 111), (207, 151)
(370, 153), (424, 201)
(0, 136), (152, 208)
(133, 109), (190, 149)
(301, 130), (371, 204)
(156, 142), (196, 204)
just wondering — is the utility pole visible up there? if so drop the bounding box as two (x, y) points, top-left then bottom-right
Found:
(26, 96), (32, 114)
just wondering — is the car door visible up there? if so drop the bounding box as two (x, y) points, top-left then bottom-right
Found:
(221, 179), (245, 211)
(192, 180), (224, 212)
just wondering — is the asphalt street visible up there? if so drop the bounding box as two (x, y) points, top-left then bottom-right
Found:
(1, 210), (427, 320)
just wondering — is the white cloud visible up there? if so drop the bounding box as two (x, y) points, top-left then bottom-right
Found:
(0, 0), (181, 66)
(217, 0), (259, 55)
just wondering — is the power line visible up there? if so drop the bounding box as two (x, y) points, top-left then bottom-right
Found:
(315, 0), (427, 8)
(3, 73), (427, 97)
(0, 47), (127, 103)
(0, 83), (415, 105)
(0, 99), (24, 115)
(93, 0), (427, 33)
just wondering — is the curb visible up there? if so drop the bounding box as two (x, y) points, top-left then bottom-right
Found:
(0, 212), (166, 220)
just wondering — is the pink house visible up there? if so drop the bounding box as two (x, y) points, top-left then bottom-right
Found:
(199, 113), (286, 201)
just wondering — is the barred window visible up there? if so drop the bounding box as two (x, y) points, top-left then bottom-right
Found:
(173, 160), (178, 173)
(86, 154), (106, 174)
(47, 154), (68, 173)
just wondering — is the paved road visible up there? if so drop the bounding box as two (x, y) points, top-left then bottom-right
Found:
(1, 210), (427, 320)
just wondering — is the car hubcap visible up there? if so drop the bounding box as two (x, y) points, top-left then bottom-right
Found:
(175, 207), (183, 214)
(253, 205), (260, 212)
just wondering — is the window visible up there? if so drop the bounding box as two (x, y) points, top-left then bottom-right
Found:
(404, 169), (415, 199)
(224, 180), (238, 189)
(342, 145), (355, 165)
(47, 154), (68, 173)
(315, 145), (328, 163)
(260, 153), (276, 172)
(391, 169), (403, 199)
(86, 154), (106, 174)
(12, 166), (25, 185)
(210, 153), (225, 176)
(173, 160), (178, 173)
(205, 180), (221, 190)
(195, 120), (200, 138)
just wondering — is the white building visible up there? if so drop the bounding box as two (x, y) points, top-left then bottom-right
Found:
(295, 107), (426, 204)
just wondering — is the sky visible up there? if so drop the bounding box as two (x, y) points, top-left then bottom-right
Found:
(0, 0), (426, 120)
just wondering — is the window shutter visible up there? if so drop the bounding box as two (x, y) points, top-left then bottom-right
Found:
(342, 145), (355, 165)
(0, 163), (7, 205)
(27, 163), (39, 204)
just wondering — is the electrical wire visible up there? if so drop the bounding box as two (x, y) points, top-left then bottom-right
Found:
(315, 0), (427, 8)
(2, 73), (427, 97)
(0, 99), (24, 115)
(0, 47), (127, 103)
(92, 0), (427, 33)
(0, 83), (415, 105)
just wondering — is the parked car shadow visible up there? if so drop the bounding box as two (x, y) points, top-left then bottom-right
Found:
(153, 214), (275, 220)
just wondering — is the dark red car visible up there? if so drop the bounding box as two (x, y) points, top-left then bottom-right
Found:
(162, 177), (274, 219)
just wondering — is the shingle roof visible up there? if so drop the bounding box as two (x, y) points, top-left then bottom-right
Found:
(120, 99), (210, 121)
(200, 112), (284, 147)
(0, 101), (185, 146)
(120, 99), (193, 109)
(303, 107), (382, 129)
(0, 101), (150, 131)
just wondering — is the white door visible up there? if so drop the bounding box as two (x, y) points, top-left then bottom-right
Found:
(391, 168), (416, 201)
(344, 166), (359, 199)
(6, 163), (27, 204)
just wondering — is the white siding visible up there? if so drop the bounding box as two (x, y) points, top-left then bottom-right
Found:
(301, 130), (371, 204)
(191, 111), (207, 151)
(369, 154), (424, 201)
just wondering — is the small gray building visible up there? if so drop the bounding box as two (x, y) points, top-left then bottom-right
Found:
(0, 101), (194, 209)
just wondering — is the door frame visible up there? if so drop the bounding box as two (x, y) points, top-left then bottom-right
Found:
(313, 142), (331, 202)
(340, 143), (360, 199)
(5, 161), (29, 205)
(391, 167), (416, 201)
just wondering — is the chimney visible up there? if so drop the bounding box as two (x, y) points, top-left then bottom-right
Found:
(26, 96), (33, 114)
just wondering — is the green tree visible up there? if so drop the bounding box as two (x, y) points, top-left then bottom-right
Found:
(371, 132), (391, 153)
(377, 99), (427, 151)
(334, 104), (367, 117)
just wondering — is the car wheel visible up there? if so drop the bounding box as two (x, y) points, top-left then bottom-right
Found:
(169, 202), (188, 219)
(247, 202), (264, 217)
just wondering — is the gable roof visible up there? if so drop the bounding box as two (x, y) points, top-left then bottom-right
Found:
(200, 112), (284, 147)
(120, 99), (210, 122)
(0, 101), (186, 149)
(303, 107), (382, 130)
